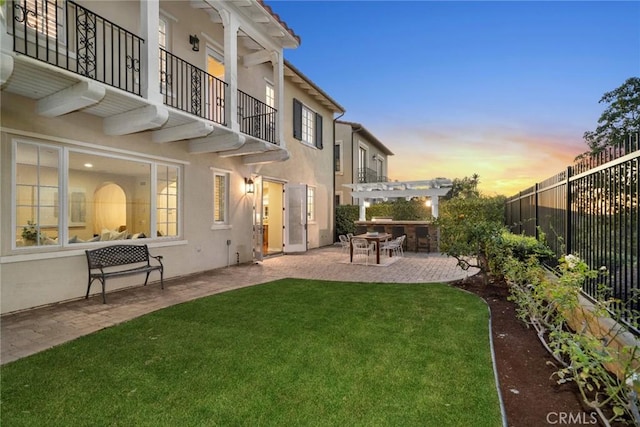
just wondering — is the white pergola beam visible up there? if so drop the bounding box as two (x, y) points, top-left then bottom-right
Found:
(36, 81), (106, 117)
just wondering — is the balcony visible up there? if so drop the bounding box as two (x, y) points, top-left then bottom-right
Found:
(358, 167), (387, 184)
(5, 0), (280, 151)
(11, 0), (142, 96)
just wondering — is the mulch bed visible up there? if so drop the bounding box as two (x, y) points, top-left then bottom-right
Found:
(451, 275), (606, 427)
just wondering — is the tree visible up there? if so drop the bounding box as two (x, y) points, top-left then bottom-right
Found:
(444, 173), (480, 200)
(583, 77), (640, 153)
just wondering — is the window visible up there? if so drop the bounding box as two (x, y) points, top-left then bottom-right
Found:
(14, 141), (61, 247)
(14, 0), (64, 42)
(213, 171), (229, 225)
(293, 98), (323, 149)
(159, 16), (169, 93)
(265, 82), (275, 108)
(335, 192), (343, 207)
(13, 140), (181, 248)
(307, 186), (315, 222)
(207, 48), (225, 123)
(334, 140), (343, 173)
(157, 165), (179, 237)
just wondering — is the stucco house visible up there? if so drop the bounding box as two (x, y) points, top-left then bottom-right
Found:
(334, 120), (394, 206)
(0, 0), (343, 313)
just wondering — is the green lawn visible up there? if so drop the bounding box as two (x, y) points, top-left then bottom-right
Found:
(1, 279), (502, 426)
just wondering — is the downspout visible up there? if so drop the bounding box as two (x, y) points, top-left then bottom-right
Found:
(333, 112), (345, 242)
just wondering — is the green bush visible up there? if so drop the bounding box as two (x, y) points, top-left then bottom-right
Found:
(335, 205), (359, 237)
(366, 199), (431, 221)
(436, 196), (506, 283)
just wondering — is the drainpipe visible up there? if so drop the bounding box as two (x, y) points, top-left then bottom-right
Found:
(333, 111), (345, 242)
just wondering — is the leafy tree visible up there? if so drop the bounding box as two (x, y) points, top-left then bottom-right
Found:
(583, 77), (640, 153)
(444, 174), (480, 200)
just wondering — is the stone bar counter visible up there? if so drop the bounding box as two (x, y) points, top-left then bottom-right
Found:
(354, 219), (438, 253)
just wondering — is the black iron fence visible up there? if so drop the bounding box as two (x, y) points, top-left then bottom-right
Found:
(238, 89), (277, 144)
(11, 0), (142, 96)
(506, 133), (639, 330)
(160, 48), (227, 126)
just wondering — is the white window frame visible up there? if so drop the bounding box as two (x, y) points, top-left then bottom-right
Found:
(11, 138), (183, 250)
(307, 186), (316, 222)
(212, 169), (230, 228)
(301, 105), (315, 146)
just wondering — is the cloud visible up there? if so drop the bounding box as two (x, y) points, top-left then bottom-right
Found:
(378, 124), (586, 196)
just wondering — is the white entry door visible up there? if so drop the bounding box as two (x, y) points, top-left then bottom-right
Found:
(284, 183), (307, 253)
(252, 176), (263, 261)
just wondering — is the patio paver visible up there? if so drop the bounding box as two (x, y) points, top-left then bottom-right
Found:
(1, 246), (478, 365)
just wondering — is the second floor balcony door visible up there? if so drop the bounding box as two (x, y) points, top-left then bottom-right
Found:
(207, 49), (225, 125)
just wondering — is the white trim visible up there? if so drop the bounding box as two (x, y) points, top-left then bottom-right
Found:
(1, 240), (188, 264)
(1, 127), (190, 165)
(210, 224), (232, 230)
(212, 169), (230, 225)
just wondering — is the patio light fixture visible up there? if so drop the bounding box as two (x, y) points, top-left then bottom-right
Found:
(189, 34), (200, 52)
(245, 177), (254, 194)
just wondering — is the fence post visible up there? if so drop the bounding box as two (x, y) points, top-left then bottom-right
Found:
(534, 183), (539, 240)
(565, 166), (572, 255)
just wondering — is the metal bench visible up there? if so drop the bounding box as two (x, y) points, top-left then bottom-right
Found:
(85, 244), (164, 304)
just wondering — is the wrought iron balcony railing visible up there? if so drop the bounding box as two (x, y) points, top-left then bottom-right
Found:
(11, 0), (142, 96)
(357, 167), (386, 183)
(238, 89), (277, 144)
(160, 48), (227, 126)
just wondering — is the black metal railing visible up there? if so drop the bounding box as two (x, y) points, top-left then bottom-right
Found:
(238, 89), (277, 144)
(357, 167), (386, 183)
(11, 0), (142, 96)
(506, 133), (640, 332)
(160, 48), (227, 126)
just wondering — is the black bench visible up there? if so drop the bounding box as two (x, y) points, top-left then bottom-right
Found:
(85, 244), (164, 304)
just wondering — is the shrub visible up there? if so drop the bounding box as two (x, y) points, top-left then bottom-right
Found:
(335, 205), (359, 237)
(437, 196), (506, 283)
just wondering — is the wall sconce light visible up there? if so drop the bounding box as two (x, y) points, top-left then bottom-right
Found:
(372, 154), (378, 160)
(245, 177), (254, 194)
(189, 34), (200, 52)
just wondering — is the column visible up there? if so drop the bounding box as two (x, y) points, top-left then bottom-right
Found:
(140, 0), (161, 103)
(271, 51), (284, 147)
(220, 10), (239, 132)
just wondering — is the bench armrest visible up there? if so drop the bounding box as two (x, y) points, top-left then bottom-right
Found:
(150, 255), (164, 266)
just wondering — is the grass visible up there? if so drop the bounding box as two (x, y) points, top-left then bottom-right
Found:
(1, 279), (502, 426)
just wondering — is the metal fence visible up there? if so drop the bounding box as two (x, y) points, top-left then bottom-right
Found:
(506, 133), (639, 330)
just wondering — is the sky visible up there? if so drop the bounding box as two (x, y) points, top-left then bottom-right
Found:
(269, 0), (640, 196)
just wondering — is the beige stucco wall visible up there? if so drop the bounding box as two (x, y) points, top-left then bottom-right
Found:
(257, 76), (337, 249)
(0, 92), (256, 314)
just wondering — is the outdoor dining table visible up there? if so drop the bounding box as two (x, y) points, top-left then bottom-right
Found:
(350, 233), (392, 265)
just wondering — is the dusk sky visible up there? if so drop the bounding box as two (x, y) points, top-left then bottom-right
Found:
(270, 1), (640, 196)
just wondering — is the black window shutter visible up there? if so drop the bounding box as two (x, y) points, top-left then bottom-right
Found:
(293, 98), (302, 140)
(315, 113), (323, 149)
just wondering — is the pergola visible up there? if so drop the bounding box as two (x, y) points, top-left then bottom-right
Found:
(343, 178), (453, 220)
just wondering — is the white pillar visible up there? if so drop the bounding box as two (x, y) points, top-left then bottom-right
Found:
(271, 51), (284, 147)
(359, 200), (367, 221)
(220, 10), (239, 132)
(431, 196), (440, 218)
(140, 0), (161, 103)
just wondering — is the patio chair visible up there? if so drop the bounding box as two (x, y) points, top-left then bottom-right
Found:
(381, 235), (405, 258)
(346, 233), (354, 241)
(351, 237), (375, 265)
(338, 234), (350, 254)
(391, 226), (406, 251)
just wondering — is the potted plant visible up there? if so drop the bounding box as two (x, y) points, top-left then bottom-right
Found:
(21, 220), (39, 245)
